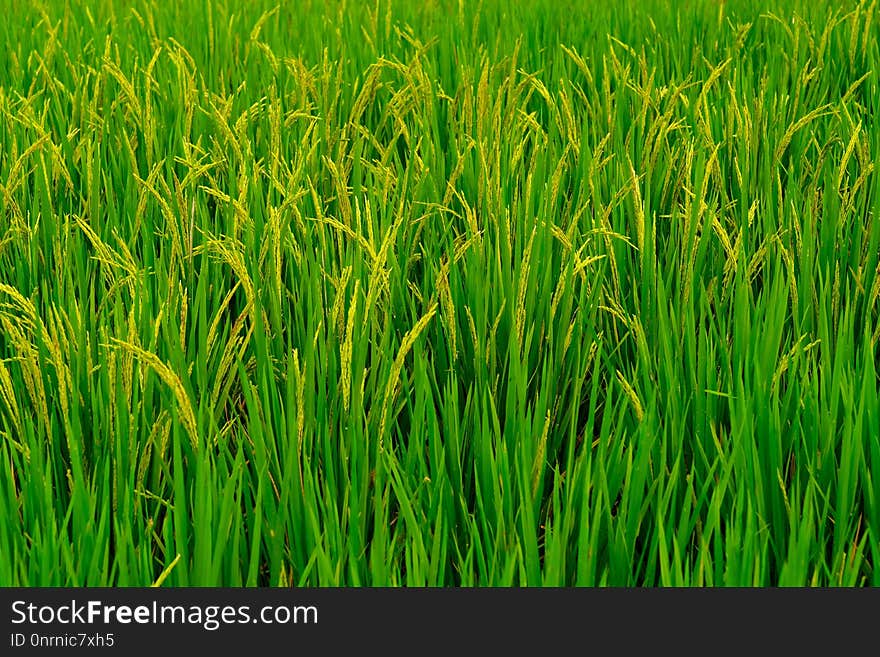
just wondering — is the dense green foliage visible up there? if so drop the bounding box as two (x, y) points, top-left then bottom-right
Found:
(1, 0), (878, 586)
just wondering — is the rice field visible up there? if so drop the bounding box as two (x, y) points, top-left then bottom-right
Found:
(0, 0), (878, 586)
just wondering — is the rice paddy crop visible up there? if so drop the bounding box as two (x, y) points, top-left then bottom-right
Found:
(1, 0), (878, 586)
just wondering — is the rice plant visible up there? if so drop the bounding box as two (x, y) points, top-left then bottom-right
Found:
(0, 0), (878, 586)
